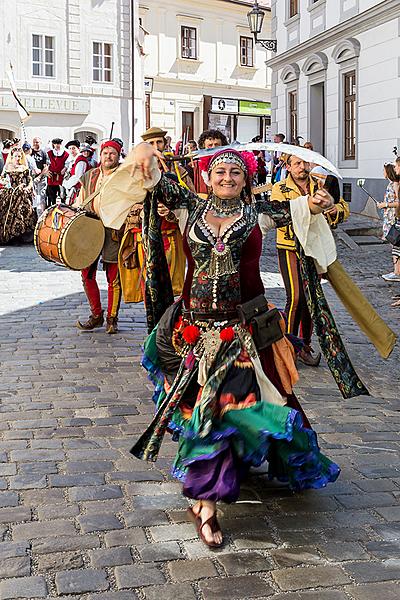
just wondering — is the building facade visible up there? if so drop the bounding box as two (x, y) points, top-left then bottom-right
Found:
(140, 0), (273, 144)
(268, 0), (400, 211)
(0, 0), (133, 148)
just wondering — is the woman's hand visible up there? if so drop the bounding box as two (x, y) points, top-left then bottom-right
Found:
(308, 189), (334, 214)
(130, 142), (162, 180)
(377, 202), (386, 209)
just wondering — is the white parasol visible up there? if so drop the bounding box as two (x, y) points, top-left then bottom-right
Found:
(193, 142), (342, 179)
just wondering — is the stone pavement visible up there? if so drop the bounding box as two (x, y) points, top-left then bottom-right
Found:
(0, 234), (399, 600)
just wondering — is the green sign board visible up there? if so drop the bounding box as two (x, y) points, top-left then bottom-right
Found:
(239, 100), (271, 116)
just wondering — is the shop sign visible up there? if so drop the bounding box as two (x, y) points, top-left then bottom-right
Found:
(239, 100), (271, 116)
(144, 78), (154, 93)
(211, 97), (238, 114)
(0, 94), (90, 114)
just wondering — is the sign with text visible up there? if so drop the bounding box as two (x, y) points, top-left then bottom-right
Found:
(0, 95), (90, 114)
(211, 97), (238, 114)
(239, 100), (271, 116)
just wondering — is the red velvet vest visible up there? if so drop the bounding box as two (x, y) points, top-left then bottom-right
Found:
(47, 150), (68, 186)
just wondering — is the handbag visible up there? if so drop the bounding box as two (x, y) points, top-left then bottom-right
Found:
(385, 223), (400, 247)
(237, 294), (284, 351)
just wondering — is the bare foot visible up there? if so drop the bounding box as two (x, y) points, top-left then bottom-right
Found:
(194, 500), (223, 546)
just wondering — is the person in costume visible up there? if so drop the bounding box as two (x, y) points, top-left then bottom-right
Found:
(0, 147), (37, 244)
(118, 127), (191, 304)
(74, 140), (123, 334)
(270, 154), (350, 366)
(193, 129), (229, 196)
(64, 143), (94, 205)
(1, 139), (13, 165)
(46, 138), (69, 206)
(30, 137), (49, 215)
(128, 142), (374, 548)
(64, 139), (81, 175)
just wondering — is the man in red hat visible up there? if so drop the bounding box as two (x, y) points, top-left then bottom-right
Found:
(74, 139), (123, 334)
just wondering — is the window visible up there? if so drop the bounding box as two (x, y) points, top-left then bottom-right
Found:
(240, 36), (254, 67)
(342, 182), (352, 203)
(289, 90), (298, 142)
(181, 26), (197, 60)
(289, 0), (299, 17)
(93, 42), (113, 83)
(343, 70), (356, 160)
(32, 35), (55, 77)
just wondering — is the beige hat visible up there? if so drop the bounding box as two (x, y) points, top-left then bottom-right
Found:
(141, 127), (168, 142)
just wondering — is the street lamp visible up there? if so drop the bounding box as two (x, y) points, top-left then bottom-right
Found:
(247, 1), (277, 52)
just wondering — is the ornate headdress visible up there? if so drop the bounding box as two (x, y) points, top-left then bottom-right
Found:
(199, 148), (257, 185)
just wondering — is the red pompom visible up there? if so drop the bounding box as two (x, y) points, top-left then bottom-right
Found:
(182, 325), (201, 345)
(220, 326), (235, 343)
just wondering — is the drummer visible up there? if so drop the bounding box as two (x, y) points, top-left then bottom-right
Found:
(74, 139), (123, 334)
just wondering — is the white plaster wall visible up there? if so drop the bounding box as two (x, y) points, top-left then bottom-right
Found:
(275, 0), (387, 51)
(272, 2), (400, 180)
(141, 0), (272, 141)
(0, 0), (132, 147)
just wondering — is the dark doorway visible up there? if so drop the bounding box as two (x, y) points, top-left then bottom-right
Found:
(145, 94), (151, 129)
(309, 82), (325, 154)
(182, 111), (194, 141)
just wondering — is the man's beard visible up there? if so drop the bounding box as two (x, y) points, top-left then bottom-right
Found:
(103, 159), (118, 169)
(296, 171), (309, 179)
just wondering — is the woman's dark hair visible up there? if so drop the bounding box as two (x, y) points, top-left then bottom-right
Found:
(384, 163), (399, 182)
(198, 129), (228, 149)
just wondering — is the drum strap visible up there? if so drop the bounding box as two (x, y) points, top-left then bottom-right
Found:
(79, 189), (101, 211)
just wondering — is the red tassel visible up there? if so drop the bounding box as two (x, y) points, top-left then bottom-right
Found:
(220, 326), (235, 343)
(182, 325), (200, 345)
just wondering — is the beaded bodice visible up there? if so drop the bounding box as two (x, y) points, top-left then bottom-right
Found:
(185, 200), (258, 312)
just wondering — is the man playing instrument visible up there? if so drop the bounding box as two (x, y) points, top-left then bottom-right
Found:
(270, 154), (349, 366)
(75, 140), (123, 334)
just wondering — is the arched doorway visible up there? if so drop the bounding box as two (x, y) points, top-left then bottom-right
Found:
(74, 130), (98, 145)
(0, 128), (17, 142)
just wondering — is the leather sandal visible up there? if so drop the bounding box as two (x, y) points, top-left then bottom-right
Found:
(187, 504), (201, 529)
(199, 511), (223, 549)
(188, 502), (223, 549)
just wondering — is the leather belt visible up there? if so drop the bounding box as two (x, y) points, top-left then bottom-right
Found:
(182, 309), (238, 322)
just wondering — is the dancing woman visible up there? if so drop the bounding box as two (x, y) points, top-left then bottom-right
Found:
(130, 143), (367, 548)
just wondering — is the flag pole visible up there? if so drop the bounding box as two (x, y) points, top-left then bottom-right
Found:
(7, 62), (30, 141)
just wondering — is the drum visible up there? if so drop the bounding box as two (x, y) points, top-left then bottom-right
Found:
(34, 204), (105, 270)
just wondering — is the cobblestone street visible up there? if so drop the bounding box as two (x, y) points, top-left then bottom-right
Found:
(0, 234), (399, 600)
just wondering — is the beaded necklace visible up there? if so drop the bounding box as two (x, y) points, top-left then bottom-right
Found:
(198, 198), (245, 308)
